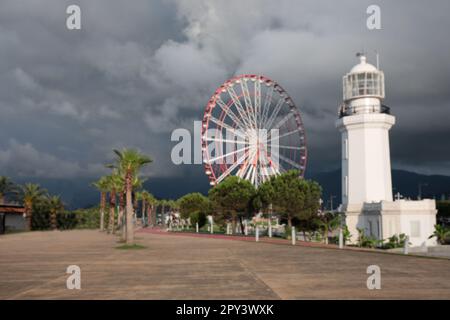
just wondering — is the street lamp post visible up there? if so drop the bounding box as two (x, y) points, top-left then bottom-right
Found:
(418, 183), (428, 200)
(329, 195), (336, 211)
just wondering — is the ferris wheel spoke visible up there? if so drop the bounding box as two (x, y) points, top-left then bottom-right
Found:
(270, 112), (295, 130)
(216, 151), (249, 183)
(271, 145), (306, 151)
(260, 86), (274, 128)
(271, 150), (304, 170)
(205, 146), (250, 164)
(244, 164), (253, 181)
(227, 87), (254, 129)
(254, 80), (261, 128)
(240, 80), (257, 129)
(267, 127), (301, 143)
(264, 96), (285, 129)
(208, 116), (247, 140)
(244, 153), (257, 181)
(205, 137), (247, 145)
(238, 148), (257, 180)
(216, 98), (247, 132)
(251, 164), (258, 186)
(259, 143), (280, 176)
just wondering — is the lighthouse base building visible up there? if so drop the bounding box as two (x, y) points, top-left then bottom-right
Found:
(336, 54), (437, 247)
(343, 201), (437, 247)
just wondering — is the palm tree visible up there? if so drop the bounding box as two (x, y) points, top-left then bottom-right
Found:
(92, 176), (109, 231)
(429, 224), (450, 245)
(145, 193), (157, 226)
(21, 183), (47, 230)
(136, 191), (145, 225)
(138, 190), (153, 226)
(0, 176), (18, 204)
(105, 174), (122, 234)
(113, 149), (152, 244)
(131, 175), (145, 224)
(48, 195), (64, 230)
(158, 199), (168, 227)
(316, 212), (340, 245)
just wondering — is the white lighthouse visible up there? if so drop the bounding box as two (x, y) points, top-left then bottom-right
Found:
(336, 54), (437, 247)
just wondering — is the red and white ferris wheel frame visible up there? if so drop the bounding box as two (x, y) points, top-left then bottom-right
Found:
(201, 74), (307, 187)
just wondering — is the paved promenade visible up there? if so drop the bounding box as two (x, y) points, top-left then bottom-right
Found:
(0, 229), (449, 299)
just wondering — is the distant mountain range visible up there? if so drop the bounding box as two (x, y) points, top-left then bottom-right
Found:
(11, 169), (450, 210)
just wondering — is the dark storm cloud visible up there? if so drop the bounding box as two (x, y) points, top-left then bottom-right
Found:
(0, 0), (449, 179)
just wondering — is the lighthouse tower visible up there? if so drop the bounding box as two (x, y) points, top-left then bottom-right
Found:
(336, 54), (437, 246)
(337, 54), (394, 206)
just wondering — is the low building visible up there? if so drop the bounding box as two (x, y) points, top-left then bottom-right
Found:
(0, 204), (26, 234)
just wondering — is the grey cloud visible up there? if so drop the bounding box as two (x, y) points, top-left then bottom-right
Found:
(0, 0), (449, 180)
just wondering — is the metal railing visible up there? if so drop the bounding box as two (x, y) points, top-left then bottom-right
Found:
(339, 104), (390, 118)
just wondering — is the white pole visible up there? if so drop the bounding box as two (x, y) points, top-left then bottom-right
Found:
(268, 219), (272, 238)
(226, 223), (230, 235)
(255, 225), (259, 242)
(403, 235), (409, 255)
(210, 218), (213, 234)
(196, 222), (199, 233)
(268, 203), (273, 238)
(291, 227), (296, 245)
(339, 227), (344, 249)
(244, 220), (248, 236)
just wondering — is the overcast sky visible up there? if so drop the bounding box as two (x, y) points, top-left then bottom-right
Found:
(0, 0), (449, 182)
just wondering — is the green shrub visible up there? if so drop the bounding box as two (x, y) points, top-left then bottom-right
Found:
(356, 228), (383, 248)
(189, 210), (207, 228)
(73, 207), (101, 229)
(284, 226), (292, 239)
(383, 233), (408, 249)
(57, 211), (78, 230)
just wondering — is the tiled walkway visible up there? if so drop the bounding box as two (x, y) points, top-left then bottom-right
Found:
(1, 229), (449, 299)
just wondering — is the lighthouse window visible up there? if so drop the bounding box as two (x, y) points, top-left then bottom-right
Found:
(373, 73), (378, 94)
(366, 73), (375, 94)
(351, 74), (358, 96)
(358, 74), (365, 95)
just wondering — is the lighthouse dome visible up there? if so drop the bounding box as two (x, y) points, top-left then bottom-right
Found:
(350, 55), (378, 73)
(342, 54), (385, 102)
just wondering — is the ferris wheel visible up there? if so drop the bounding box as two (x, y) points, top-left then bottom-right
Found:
(201, 74), (307, 187)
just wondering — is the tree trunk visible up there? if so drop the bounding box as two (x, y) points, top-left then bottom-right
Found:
(50, 210), (57, 230)
(287, 215), (292, 228)
(125, 170), (134, 244)
(147, 205), (152, 226)
(142, 199), (146, 226)
(25, 203), (32, 231)
(109, 190), (116, 234)
(100, 192), (106, 231)
(118, 191), (125, 239)
(231, 214), (237, 235)
(239, 216), (245, 234)
(118, 192), (124, 227)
